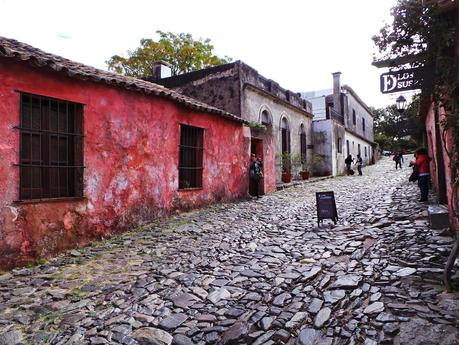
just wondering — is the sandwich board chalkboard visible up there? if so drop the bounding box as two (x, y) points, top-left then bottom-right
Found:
(316, 191), (338, 225)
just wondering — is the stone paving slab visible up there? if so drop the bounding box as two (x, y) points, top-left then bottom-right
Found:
(0, 157), (458, 345)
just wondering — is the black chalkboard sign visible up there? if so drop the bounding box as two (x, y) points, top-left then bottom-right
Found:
(316, 191), (338, 225)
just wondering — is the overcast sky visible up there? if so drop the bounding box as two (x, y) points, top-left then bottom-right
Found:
(1, 0), (400, 108)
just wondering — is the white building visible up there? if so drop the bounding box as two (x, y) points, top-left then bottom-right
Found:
(302, 72), (376, 176)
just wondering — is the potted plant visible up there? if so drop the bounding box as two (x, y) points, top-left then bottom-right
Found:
(280, 152), (293, 183)
(293, 154), (309, 180)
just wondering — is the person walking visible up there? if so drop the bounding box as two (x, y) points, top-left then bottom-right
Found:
(344, 155), (353, 175)
(411, 148), (431, 202)
(393, 152), (402, 169)
(355, 154), (363, 176)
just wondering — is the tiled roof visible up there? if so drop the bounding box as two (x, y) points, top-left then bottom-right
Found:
(0, 36), (245, 124)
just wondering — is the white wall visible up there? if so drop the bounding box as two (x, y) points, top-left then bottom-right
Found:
(343, 91), (374, 143)
(344, 132), (373, 166)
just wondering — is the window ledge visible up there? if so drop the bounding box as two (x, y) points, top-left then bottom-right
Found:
(178, 187), (203, 192)
(13, 196), (86, 205)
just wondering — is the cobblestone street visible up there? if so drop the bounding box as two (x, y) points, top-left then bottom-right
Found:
(0, 157), (458, 345)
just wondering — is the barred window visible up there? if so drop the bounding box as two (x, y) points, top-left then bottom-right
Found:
(281, 117), (291, 172)
(300, 124), (307, 162)
(18, 93), (84, 200)
(179, 124), (204, 189)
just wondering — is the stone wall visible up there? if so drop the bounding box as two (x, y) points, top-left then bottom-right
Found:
(344, 132), (374, 166)
(165, 64), (242, 117)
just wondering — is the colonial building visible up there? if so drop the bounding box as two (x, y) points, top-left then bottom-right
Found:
(302, 72), (376, 176)
(0, 37), (250, 269)
(153, 61), (314, 191)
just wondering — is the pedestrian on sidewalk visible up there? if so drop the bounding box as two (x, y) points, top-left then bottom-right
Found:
(355, 154), (363, 176)
(411, 148), (431, 202)
(249, 154), (263, 198)
(345, 155), (353, 175)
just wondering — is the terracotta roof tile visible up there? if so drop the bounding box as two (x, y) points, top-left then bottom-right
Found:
(0, 36), (245, 124)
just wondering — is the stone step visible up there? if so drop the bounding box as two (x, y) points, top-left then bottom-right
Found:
(427, 205), (450, 229)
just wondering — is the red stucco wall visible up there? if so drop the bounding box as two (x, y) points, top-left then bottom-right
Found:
(263, 133), (277, 194)
(425, 104), (458, 231)
(0, 59), (250, 269)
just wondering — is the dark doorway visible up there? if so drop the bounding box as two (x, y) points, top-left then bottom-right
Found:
(250, 138), (264, 196)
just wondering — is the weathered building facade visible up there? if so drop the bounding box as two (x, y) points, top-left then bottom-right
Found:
(154, 61), (314, 189)
(0, 37), (250, 269)
(303, 73), (375, 176)
(419, 1), (459, 233)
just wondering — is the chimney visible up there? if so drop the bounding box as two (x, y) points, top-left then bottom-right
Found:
(152, 61), (172, 80)
(332, 72), (342, 116)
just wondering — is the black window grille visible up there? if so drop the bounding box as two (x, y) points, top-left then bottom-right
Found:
(362, 118), (366, 132)
(352, 109), (356, 125)
(281, 128), (291, 171)
(300, 132), (307, 161)
(179, 124), (204, 189)
(18, 93), (84, 200)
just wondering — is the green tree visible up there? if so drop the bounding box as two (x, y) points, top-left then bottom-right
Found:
(370, 97), (421, 151)
(106, 30), (232, 78)
(372, 0), (455, 68)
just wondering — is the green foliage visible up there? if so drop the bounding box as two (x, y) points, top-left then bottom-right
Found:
(369, 97), (422, 151)
(374, 132), (392, 151)
(246, 121), (267, 131)
(277, 152), (293, 173)
(106, 30), (232, 78)
(372, 0), (456, 67)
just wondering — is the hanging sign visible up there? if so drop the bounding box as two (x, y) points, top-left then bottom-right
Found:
(380, 67), (428, 94)
(316, 191), (338, 225)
